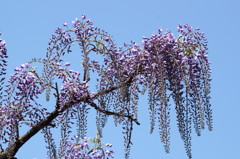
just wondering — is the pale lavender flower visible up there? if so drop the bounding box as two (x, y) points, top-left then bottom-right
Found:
(63, 22), (68, 26)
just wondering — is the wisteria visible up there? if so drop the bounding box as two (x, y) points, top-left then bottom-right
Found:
(0, 15), (212, 159)
(0, 63), (44, 149)
(64, 136), (114, 159)
(0, 34), (7, 105)
(0, 34), (8, 153)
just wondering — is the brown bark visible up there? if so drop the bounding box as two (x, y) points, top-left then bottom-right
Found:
(0, 76), (139, 158)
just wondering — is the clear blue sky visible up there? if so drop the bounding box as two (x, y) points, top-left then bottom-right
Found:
(1, 0), (240, 159)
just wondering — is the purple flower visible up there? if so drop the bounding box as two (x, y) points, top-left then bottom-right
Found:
(81, 15), (86, 20)
(72, 18), (80, 27)
(64, 136), (114, 159)
(0, 16), (211, 159)
(64, 62), (71, 66)
(65, 34), (71, 40)
(106, 143), (112, 147)
(0, 39), (6, 46)
(0, 38), (7, 55)
(131, 48), (138, 54)
(86, 19), (93, 25)
(104, 37), (110, 42)
(63, 22), (68, 26)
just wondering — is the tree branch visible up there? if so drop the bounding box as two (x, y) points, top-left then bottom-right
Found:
(85, 100), (140, 125)
(0, 76), (137, 158)
(92, 76), (134, 98)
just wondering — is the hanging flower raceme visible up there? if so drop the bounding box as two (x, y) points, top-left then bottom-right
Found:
(65, 136), (114, 159)
(0, 36), (7, 57)
(0, 16), (212, 159)
(0, 63), (45, 146)
(41, 18), (212, 159)
(56, 62), (89, 107)
(133, 24), (212, 158)
(0, 35), (8, 104)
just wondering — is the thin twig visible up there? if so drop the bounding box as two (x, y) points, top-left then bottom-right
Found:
(85, 100), (140, 125)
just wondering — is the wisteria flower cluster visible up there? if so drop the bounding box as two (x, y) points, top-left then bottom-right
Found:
(56, 62), (90, 107)
(65, 136), (114, 159)
(0, 63), (45, 146)
(0, 15), (212, 159)
(0, 34), (7, 104)
(139, 25), (212, 157)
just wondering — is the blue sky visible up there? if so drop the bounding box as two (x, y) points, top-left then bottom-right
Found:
(1, 0), (240, 159)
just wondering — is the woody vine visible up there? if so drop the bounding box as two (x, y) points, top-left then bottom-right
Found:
(0, 15), (212, 159)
